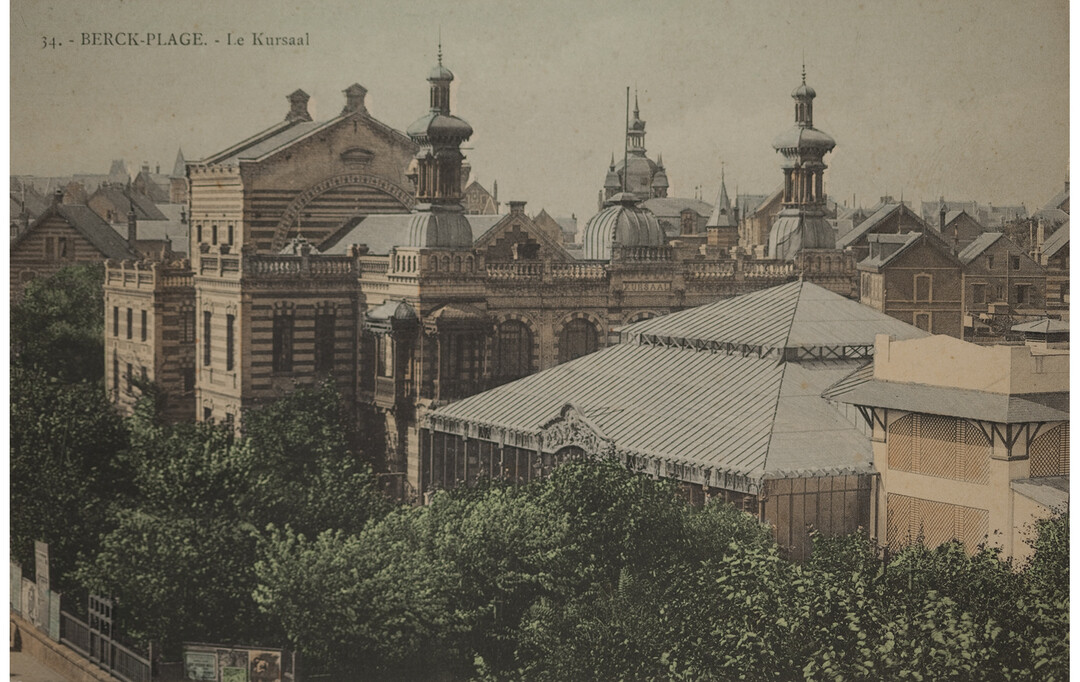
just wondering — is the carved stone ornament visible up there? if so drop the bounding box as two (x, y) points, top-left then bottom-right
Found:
(538, 403), (614, 456)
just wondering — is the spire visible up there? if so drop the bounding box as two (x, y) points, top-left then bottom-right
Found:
(437, 26), (443, 66)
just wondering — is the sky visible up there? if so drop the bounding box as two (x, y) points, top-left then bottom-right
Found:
(9, 0), (1070, 224)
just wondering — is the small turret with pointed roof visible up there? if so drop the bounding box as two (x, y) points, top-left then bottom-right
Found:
(707, 167), (735, 228)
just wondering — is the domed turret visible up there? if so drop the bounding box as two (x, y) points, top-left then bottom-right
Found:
(582, 192), (666, 260)
(768, 67), (837, 260)
(651, 154), (669, 197)
(403, 43), (475, 248)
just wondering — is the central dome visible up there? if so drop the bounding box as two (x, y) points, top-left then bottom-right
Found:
(582, 193), (665, 260)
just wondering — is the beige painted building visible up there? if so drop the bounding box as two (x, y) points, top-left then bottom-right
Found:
(826, 334), (1068, 563)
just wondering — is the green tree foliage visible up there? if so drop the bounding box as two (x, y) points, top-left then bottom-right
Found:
(76, 382), (390, 655)
(240, 380), (391, 537)
(9, 364), (130, 595)
(11, 264), (106, 382)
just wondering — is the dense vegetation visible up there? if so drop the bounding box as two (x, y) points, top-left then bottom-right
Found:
(10, 265), (1070, 680)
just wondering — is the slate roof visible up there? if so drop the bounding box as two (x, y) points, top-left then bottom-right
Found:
(837, 203), (927, 249)
(91, 186), (167, 221)
(641, 197), (714, 218)
(15, 204), (136, 260)
(318, 213), (502, 255)
(1041, 221), (1069, 260)
(957, 232), (1005, 264)
(822, 370), (1069, 423)
(429, 281), (928, 486)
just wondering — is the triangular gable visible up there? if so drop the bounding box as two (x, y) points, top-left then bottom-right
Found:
(473, 212), (574, 261)
(538, 403), (614, 456)
(14, 204), (135, 260)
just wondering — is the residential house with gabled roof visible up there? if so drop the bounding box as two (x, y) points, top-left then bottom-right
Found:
(10, 192), (137, 297)
(824, 333), (1068, 562)
(132, 162), (172, 204)
(957, 232), (1047, 341)
(461, 177), (499, 215)
(421, 280), (928, 559)
(934, 208), (985, 251)
(1039, 220), (1068, 315)
(857, 231), (963, 337)
(837, 202), (929, 262)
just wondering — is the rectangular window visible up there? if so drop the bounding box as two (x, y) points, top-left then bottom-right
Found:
(140, 310), (148, 342)
(211, 225), (218, 245)
(180, 308), (195, 343)
(113, 307), (120, 337)
(1010, 255), (1021, 270)
(112, 352), (119, 394)
(986, 255), (994, 270)
(914, 274), (932, 303)
(378, 336), (393, 377)
(58, 237), (69, 259)
(1062, 282), (1070, 305)
(126, 363), (133, 392)
(315, 313), (335, 372)
(914, 313), (931, 332)
(226, 314), (236, 371)
(126, 308), (133, 339)
(224, 413), (235, 429)
(203, 311), (212, 366)
(203, 407), (213, 423)
(1015, 285), (1029, 305)
(44, 237), (55, 259)
(196, 224), (203, 243)
(272, 315), (294, 373)
(227, 224), (234, 245)
(971, 284), (986, 305)
(182, 366), (195, 392)
(140, 366), (147, 382)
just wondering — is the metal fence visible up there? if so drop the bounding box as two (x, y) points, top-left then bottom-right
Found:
(59, 608), (151, 682)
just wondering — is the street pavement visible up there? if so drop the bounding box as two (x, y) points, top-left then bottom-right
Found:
(9, 651), (76, 681)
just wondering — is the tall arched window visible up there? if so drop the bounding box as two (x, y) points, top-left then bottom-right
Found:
(559, 318), (599, 363)
(496, 321), (534, 380)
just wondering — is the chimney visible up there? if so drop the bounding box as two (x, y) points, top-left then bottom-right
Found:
(1035, 218), (1046, 261)
(341, 84), (368, 115)
(127, 205), (138, 247)
(142, 162), (150, 173)
(939, 203), (946, 232)
(156, 164), (160, 174)
(508, 201), (526, 215)
(52, 189), (63, 207)
(286, 89), (312, 122)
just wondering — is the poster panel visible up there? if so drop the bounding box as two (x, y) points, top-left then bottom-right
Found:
(34, 541), (49, 595)
(248, 650), (282, 682)
(10, 562), (21, 614)
(221, 667), (248, 682)
(183, 650), (217, 681)
(21, 579), (37, 627)
(48, 590), (60, 641)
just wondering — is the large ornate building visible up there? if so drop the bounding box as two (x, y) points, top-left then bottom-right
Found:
(104, 57), (860, 499)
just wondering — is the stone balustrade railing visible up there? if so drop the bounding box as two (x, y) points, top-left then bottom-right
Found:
(549, 262), (607, 280)
(486, 262), (544, 279)
(104, 259), (193, 290)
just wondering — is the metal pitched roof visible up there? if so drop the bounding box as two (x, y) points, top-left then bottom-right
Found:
(1011, 318), (1069, 334)
(621, 281), (927, 354)
(1010, 477), (1069, 511)
(822, 369), (1069, 423)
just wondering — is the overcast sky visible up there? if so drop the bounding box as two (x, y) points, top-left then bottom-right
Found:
(10, 0), (1070, 223)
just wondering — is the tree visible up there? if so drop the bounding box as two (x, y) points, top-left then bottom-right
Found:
(9, 364), (130, 595)
(11, 264), (106, 383)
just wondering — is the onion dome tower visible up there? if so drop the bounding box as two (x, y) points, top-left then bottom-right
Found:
(582, 192), (665, 260)
(603, 92), (662, 203)
(404, 43), (475, 247)
(768, 67), (836, 260)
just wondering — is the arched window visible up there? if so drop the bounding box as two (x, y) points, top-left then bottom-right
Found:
(496, 321), (534, 380)
(559, 318), (599, 363)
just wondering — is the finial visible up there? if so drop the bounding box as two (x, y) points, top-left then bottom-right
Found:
(634, 87), (640, 115)
(437, 27), (443, 65)
(801, 50), (806, 84)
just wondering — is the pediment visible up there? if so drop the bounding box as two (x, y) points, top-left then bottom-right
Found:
(538, 403), (614, 455)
